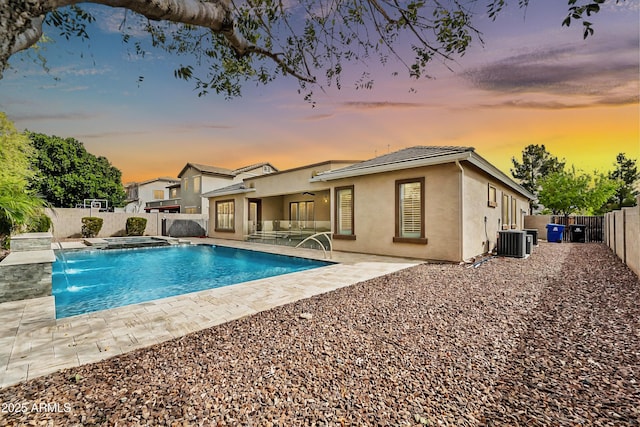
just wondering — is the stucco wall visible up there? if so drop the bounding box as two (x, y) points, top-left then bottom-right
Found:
(261, 196), (285, 223)
(461, 165), (530, 260)
(46, 208), (207, 239)
(524, 215), (553, 240)
(328, 163), (461, 261)
(208, 194), (246, 240)
(243, 162), (354, 197)
(605, 200), (639, 277)
(625, 206), (640, 276)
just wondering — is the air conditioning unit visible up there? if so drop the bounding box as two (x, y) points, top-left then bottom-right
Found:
(524, 229), (538, 246)
(498, 231), (528, 258)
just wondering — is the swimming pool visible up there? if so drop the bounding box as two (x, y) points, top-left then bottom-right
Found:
(53, 245), (331, 318)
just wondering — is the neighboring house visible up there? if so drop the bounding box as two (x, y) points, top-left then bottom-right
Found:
(124, 177), (180, 213)
(169, 162), (278, 214)
(204, 146), (535, 262)
(144, 182), (182, 213)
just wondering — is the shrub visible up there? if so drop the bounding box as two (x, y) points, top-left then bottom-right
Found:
(81, 217), (103, 238)
(25, 210), (52, 233)
(126, 217), (147, 236)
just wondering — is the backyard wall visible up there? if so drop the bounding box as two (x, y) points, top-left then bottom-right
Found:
(605, 197), (640, 277)
(524, 215), (552, 240)
(46, 209), (208, 239)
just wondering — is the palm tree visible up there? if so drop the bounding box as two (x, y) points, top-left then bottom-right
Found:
(0, 178), (44, 249)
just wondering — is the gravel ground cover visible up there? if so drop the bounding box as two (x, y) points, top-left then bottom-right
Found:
(0, 242), (638, 426)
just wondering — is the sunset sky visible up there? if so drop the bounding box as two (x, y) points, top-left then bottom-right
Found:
(0, 0), (638, 184)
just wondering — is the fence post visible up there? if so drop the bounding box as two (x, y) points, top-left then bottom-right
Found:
(623, 209), (627, 264)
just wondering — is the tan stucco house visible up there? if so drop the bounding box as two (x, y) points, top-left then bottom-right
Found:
(204, 146), (534, 262)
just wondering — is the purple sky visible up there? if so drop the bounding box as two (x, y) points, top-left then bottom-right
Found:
(0, 0), (638, 183)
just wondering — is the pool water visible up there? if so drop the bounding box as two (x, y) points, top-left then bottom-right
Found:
(53, 245), (331, 318)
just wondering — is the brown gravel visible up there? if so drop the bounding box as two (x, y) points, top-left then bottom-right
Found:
(1, 243), (638, 426)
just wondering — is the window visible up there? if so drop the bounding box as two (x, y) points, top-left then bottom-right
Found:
(501, 193), (510, 229)
(334, 186), (355, 239)
(183, 178), (189, 191)
(263, 165), (272, 173)
(153, 190), (164, 200)
(394, 178), (427, 244)
(127, 185), (138, 200)
(170, 188), (178, 198)
(488, 184), (497, 208)
(290, 201), (314, 227)
(511, 197), (518, 229)
(215, 200), (234, 231)
(193, 176), (201, 193)
(185, 207), (198, 214)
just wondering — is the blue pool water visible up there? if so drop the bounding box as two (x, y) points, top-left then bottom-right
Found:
(53, 245), (331, 318)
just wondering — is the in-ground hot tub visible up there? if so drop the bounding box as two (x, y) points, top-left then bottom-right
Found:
(82, 236), (185, 250)
(102, 236), (171, 249)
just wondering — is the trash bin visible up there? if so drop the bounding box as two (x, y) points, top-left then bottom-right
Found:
(546, 223), (565, 243)
(570, 224), (587, 243)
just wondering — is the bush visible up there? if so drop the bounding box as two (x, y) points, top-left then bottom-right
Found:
(81, 217), (103, 238)
(126, 217), (147, 236)
(25, 211), (52, 233)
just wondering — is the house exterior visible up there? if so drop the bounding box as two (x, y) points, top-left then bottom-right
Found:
(144, 182), (182, 213)
(145, 162), (278, 214)
(204, 146), (534, 262)
(124, 177), (180, 213)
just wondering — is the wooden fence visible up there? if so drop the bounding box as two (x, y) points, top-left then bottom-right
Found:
(550, 215), (604, 242)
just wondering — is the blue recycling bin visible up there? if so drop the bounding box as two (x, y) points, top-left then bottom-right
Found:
(546, 223), (565, 243)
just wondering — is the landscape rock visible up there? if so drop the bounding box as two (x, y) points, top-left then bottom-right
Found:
(0, 243), (638, 426)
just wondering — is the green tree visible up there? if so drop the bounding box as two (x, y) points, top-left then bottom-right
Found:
(511, 144), (565, 210)
(538, 167), (616, 216)
(28, 133), (126, 208)
(607, 153), (639, 209)
(0, 113), (44, 248)
(1, 0), (626, 99)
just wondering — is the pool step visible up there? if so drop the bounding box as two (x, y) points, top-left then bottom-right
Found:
(153, 236), (191, 245)
(84, 238), (108, 248)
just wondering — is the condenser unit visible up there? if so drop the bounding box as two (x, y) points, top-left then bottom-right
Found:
(497, 231), (528, 258)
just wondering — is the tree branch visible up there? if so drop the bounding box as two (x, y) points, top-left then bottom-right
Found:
(246, 45), (316, 83)
(2, 0), (316, 82)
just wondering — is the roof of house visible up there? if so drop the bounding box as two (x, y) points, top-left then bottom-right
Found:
(312, 146), (535, 200)
(233, 162), (279, 175)
(178, 162), (278, 178)
(178, 163), (235, 178)
(201, 160), (360, 198)
(319, 146), (474, 176)
(125, 177), (180, 187)
(202, 182), (255, 198)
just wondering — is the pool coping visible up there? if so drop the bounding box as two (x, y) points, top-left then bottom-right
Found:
(0, 238), (421, 389)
